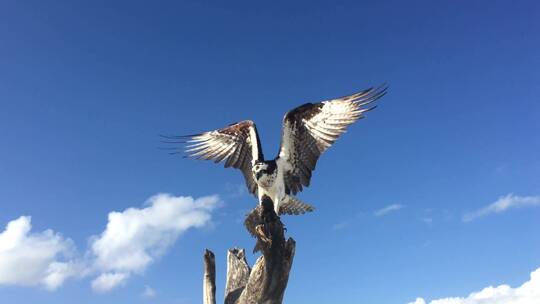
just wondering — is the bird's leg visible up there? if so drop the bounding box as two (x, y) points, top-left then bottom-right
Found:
(257, 191), (265, 207)
(273, 194), (282, 216)
(274, 194), (287, 232)
(255, 194), (273, 246)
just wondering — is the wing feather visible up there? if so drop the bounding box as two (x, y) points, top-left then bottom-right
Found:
(278, 85), (387, 195)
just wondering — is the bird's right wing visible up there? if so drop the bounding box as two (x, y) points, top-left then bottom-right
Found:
(163, 120), (264, 196)
(277, 85), (387, 195)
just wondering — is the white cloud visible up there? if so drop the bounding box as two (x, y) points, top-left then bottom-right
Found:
(142, 285), (156, 298)
(374, 204), (403, 216)
(89, 193), (220, 292)
(91, 272), (129, 293)
(0, 216), (77, 290)
(0, 193), (221, 293)
(463, 194), (540, 222)
(408, 267), (540, 304)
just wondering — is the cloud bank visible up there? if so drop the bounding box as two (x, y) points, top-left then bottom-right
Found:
(463, 194), (540, 222)
(0, 193), (221, 293)
(409, 267), (540, 304)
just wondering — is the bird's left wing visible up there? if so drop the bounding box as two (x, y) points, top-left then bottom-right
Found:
(163, 120), (264, 196)
(277, 85), (387, 195)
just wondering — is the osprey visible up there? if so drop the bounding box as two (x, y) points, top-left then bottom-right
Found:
(164, 85), (387, 215)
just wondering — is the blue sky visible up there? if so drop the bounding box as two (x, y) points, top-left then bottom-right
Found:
(1, 1), (539, 303)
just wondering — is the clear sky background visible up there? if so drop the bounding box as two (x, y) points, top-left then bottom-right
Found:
(1, 1), (539, 303)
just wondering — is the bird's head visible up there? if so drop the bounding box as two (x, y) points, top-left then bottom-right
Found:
(252, 162), (269, 180)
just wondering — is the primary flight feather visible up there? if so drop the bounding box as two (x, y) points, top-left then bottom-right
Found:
(164, 85), (387, 215)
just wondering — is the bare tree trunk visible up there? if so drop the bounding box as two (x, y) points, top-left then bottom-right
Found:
(203, 198), (296, 304)
(203, 249), (216, 304)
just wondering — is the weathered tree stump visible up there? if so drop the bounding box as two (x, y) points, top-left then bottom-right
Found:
(203, 197), (296, 304)
(203, 249), (216, 304)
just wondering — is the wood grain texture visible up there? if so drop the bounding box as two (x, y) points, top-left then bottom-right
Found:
(203, 249), (216, 304)
(204, 203), (295, 304)
(225, 248), (251, 304)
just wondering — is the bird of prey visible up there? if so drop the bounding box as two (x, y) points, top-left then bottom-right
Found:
(163, 85), (387, 215)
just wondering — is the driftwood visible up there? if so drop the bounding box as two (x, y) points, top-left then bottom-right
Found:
(203, 196), (296, 304)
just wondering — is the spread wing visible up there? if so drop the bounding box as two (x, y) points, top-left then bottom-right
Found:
(163, 120), (264, 196)
(277, 85), (387, 195)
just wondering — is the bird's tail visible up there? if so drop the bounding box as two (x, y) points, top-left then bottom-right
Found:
(279, 195), (315, 215)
